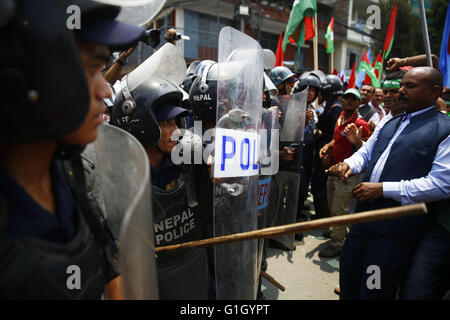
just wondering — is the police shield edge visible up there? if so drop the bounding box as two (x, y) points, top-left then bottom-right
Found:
(82, 124), (159, 299)
(257, 104), (280, 274)
(270, 90), (308, 251)
(114, 0), (166, 27)
(98, 0), (168, 70)
(126, 42), (187, 90)
(213, 27), (264, 299)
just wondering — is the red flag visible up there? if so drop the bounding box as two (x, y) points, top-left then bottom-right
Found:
(383, 3), (398, 58)
(363, 75), (372, 84)
(359, 50), (372, 84)
(373, 51), (383, 79)
(348, 62), (356, 89)
(362, 50), (372, 84)
(304, 16), (315, 41)
(333, 68), (338, 76)
(361, 50), (371, 64)
(275, 32), (284, 66)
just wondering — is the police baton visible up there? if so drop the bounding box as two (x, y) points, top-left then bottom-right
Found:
(154, 203), (427, 253)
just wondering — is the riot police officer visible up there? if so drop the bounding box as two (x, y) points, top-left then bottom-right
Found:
(188, 31), (266, 299)
(268, 66), (297, 96)
(0, 0), (149, 299)
(311, 74), (343, 222)
(110, 76), (210, 299)
(292, 72), (321, 224)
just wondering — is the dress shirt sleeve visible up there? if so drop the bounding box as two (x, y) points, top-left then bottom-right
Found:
(383, 135), (450, 204)
(369, 111), (381, 125)
(344, 126), (380, 174)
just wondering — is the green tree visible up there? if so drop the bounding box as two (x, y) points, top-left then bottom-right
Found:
(371, 0), (424, 60)
(427, 0), (448, 57)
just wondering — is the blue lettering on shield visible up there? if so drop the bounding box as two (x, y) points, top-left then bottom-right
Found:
(221, 135), (236, 172)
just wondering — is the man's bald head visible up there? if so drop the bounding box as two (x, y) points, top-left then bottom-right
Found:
(399, 67), (444, 113)
(407, 67), (443, 90)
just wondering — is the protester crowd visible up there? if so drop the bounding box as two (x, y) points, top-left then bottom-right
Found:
(0, 0), (449, 301)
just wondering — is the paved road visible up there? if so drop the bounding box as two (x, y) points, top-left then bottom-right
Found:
(261, 197), (341, 300)
(262, 230), (340, 300)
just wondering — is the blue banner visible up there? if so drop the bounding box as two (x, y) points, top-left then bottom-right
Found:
(439, 4), (450, 87)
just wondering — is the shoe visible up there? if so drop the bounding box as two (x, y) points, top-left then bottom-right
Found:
(295, 233), (304, 241)
(268, 239), (294, 251)
(318, 245), (341, 258)
(322, 230), (331, 238)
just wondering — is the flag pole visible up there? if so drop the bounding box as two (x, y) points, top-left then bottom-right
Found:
(418, 0), (433, 67)
(330, 51), (334, 74)
(314, 13), (319, 70)
(380, 49), (386, 87)
(313, 13), (319, 111)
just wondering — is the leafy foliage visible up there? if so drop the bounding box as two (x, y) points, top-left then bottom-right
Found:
(427, 0), (448, 56)
(371, 0), (424, 59)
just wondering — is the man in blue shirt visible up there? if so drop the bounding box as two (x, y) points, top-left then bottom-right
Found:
(330, 67), (450, 299)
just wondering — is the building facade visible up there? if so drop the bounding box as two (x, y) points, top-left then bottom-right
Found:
(125, 0), (382, 78)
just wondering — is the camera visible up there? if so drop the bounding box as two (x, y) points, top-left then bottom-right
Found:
(171, 32), (191, 41)
(140, 29), (161, 48)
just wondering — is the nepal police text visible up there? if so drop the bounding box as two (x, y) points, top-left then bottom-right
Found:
(154, 208), (195, 245)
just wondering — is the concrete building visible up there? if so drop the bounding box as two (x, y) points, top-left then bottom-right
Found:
(125, 0), (382, 77)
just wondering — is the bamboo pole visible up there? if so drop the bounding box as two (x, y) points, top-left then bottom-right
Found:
(155, 203), (427, 253)
(314, 13), (319, 111)
(330, 52), (334, 74)
(379, 49), (386, 88)
(261, 270), (285, 292)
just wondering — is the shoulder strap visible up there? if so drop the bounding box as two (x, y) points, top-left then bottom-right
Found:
(68, 155), (119, 274)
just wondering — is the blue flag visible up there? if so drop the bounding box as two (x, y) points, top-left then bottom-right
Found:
(439, 4), (450, 87)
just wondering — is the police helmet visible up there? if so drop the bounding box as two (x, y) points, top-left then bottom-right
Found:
(0, 0), (145, 144)
(268, 66), (295, 86)
(321, 74), (344, 98)
(180, 74), (198, 94)
(186, 60), (201, 77)
(188, 62), (218, 122)
(110, 76), (184, 147)
(292, 72), (321, 98)
(194, 60), (216, 77)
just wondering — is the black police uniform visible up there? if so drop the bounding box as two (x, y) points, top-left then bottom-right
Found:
(151, 155), (210, 299)
(0, 159), (118, 299)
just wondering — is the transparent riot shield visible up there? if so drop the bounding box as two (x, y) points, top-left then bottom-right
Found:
(270, 90), (307, 251)
(82, 124), (158, 299)
(119, 42), (187, 114)
(256, 107), (280, 275)
(263, 49), (276, 71)
(115, 1), (166, 27)
(212, 27), (264, 300)
(125, 42), (187, 90)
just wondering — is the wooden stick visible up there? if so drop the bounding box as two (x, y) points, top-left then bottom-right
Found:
(313, 13), (319, 71)
(261, 270), (285, 292)
(330, 52), (334, 74)
(155, 203), (427, 253)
